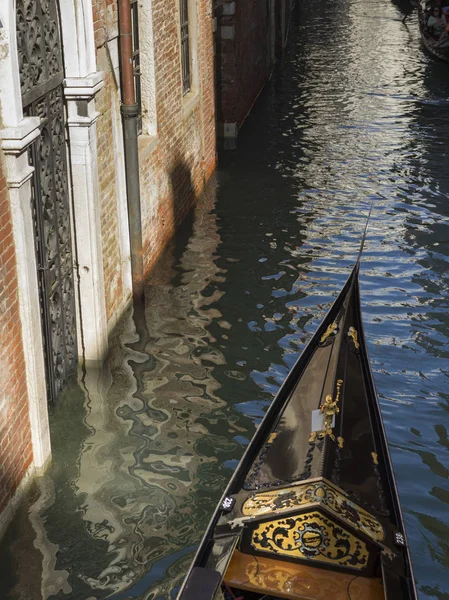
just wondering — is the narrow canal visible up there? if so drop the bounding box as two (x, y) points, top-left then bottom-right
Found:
(2, 0), (449, 598)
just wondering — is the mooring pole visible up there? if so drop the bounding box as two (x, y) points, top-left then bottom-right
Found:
(118, 0), (144, 300)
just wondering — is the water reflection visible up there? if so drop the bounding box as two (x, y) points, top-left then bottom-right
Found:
(73, 178), (240, 598)
(1, 0), (449, 598)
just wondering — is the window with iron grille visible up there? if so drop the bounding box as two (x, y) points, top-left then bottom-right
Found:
(130, 0), (142, 134)
(179, 0), (191, 95)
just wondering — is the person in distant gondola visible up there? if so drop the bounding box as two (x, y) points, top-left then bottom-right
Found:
(427, 5), (448, 38)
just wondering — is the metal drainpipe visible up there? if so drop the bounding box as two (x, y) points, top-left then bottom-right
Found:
(118, 0), (144, 300)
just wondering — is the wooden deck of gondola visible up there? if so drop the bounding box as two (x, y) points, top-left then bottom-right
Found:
(224, 550), (384, 600)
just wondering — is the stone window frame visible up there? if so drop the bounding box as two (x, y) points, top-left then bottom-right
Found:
(179, 0), (191, 95)
(130, 0), (143, 135)
(177, 0), (199, 103)
(138, 0), (158, 138)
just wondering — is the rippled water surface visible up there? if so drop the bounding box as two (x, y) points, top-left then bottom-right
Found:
(2, 0), (449, 598)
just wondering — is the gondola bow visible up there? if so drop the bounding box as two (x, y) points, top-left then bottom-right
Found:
(177, 263), (417, 600)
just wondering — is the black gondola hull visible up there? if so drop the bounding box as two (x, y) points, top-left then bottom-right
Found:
(177, 264), (417, 600)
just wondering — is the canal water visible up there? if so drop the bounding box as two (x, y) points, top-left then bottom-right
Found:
(2, 0), (449, 598)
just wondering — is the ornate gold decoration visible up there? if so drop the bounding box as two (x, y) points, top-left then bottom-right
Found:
(242, 479), (384, 542)
(251, 510), (370, 569)
(268, 433), (278, 444)
(348, 326), (360, 350)
(337, 436), (344, 449)
(310, 379), (343, 443)
(321, 379), (343, 440)
(320, 322), (338, 344)
(371, 452), (378, 465)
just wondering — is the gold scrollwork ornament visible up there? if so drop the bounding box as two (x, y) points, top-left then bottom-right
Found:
(312, 379), (343, 442)
(251, 511), (370, 569)
(348, 326), (360, 350)
(242, 479), (385, 543)
(320, 322), (338, 345)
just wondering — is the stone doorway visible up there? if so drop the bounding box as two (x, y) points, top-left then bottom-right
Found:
(16, 0), (77, 404)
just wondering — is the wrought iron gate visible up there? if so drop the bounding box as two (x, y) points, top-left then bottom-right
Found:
(16, 0), (77, 404)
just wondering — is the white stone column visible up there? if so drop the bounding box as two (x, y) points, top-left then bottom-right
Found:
(0, 2), (51, 469)
(59, 0), (110, 365)
(59, 0), (97, 78)
(64, 76), (109, 365)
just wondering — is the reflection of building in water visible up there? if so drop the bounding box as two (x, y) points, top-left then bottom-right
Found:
(36, 177), (235, 598)
(275, 0), (421, 231)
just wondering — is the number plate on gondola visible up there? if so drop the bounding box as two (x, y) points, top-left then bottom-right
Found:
(221, 496), (236, 512)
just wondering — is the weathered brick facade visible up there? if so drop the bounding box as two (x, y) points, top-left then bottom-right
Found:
(215, 0), (294, 137)
(0, 151), (33, 515)
(216, 0), (272, 131)
(93, 0), (216, 320)
(95, 50), (126, 322)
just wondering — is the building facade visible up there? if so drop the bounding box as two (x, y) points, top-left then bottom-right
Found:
(0, 0), (215, 534)
(214, 0), (295, 142)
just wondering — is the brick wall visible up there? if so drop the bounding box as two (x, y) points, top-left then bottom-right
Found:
(92, 0), (216, 321)
(216, 0), (272, 129)
(0, 152), (33, 514)
(139, 0), (216, 272)
(95, 48), (125, 322)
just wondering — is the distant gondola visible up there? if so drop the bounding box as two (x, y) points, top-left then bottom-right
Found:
(413, 0), (449, 62)
(177, 254), (417, 600)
